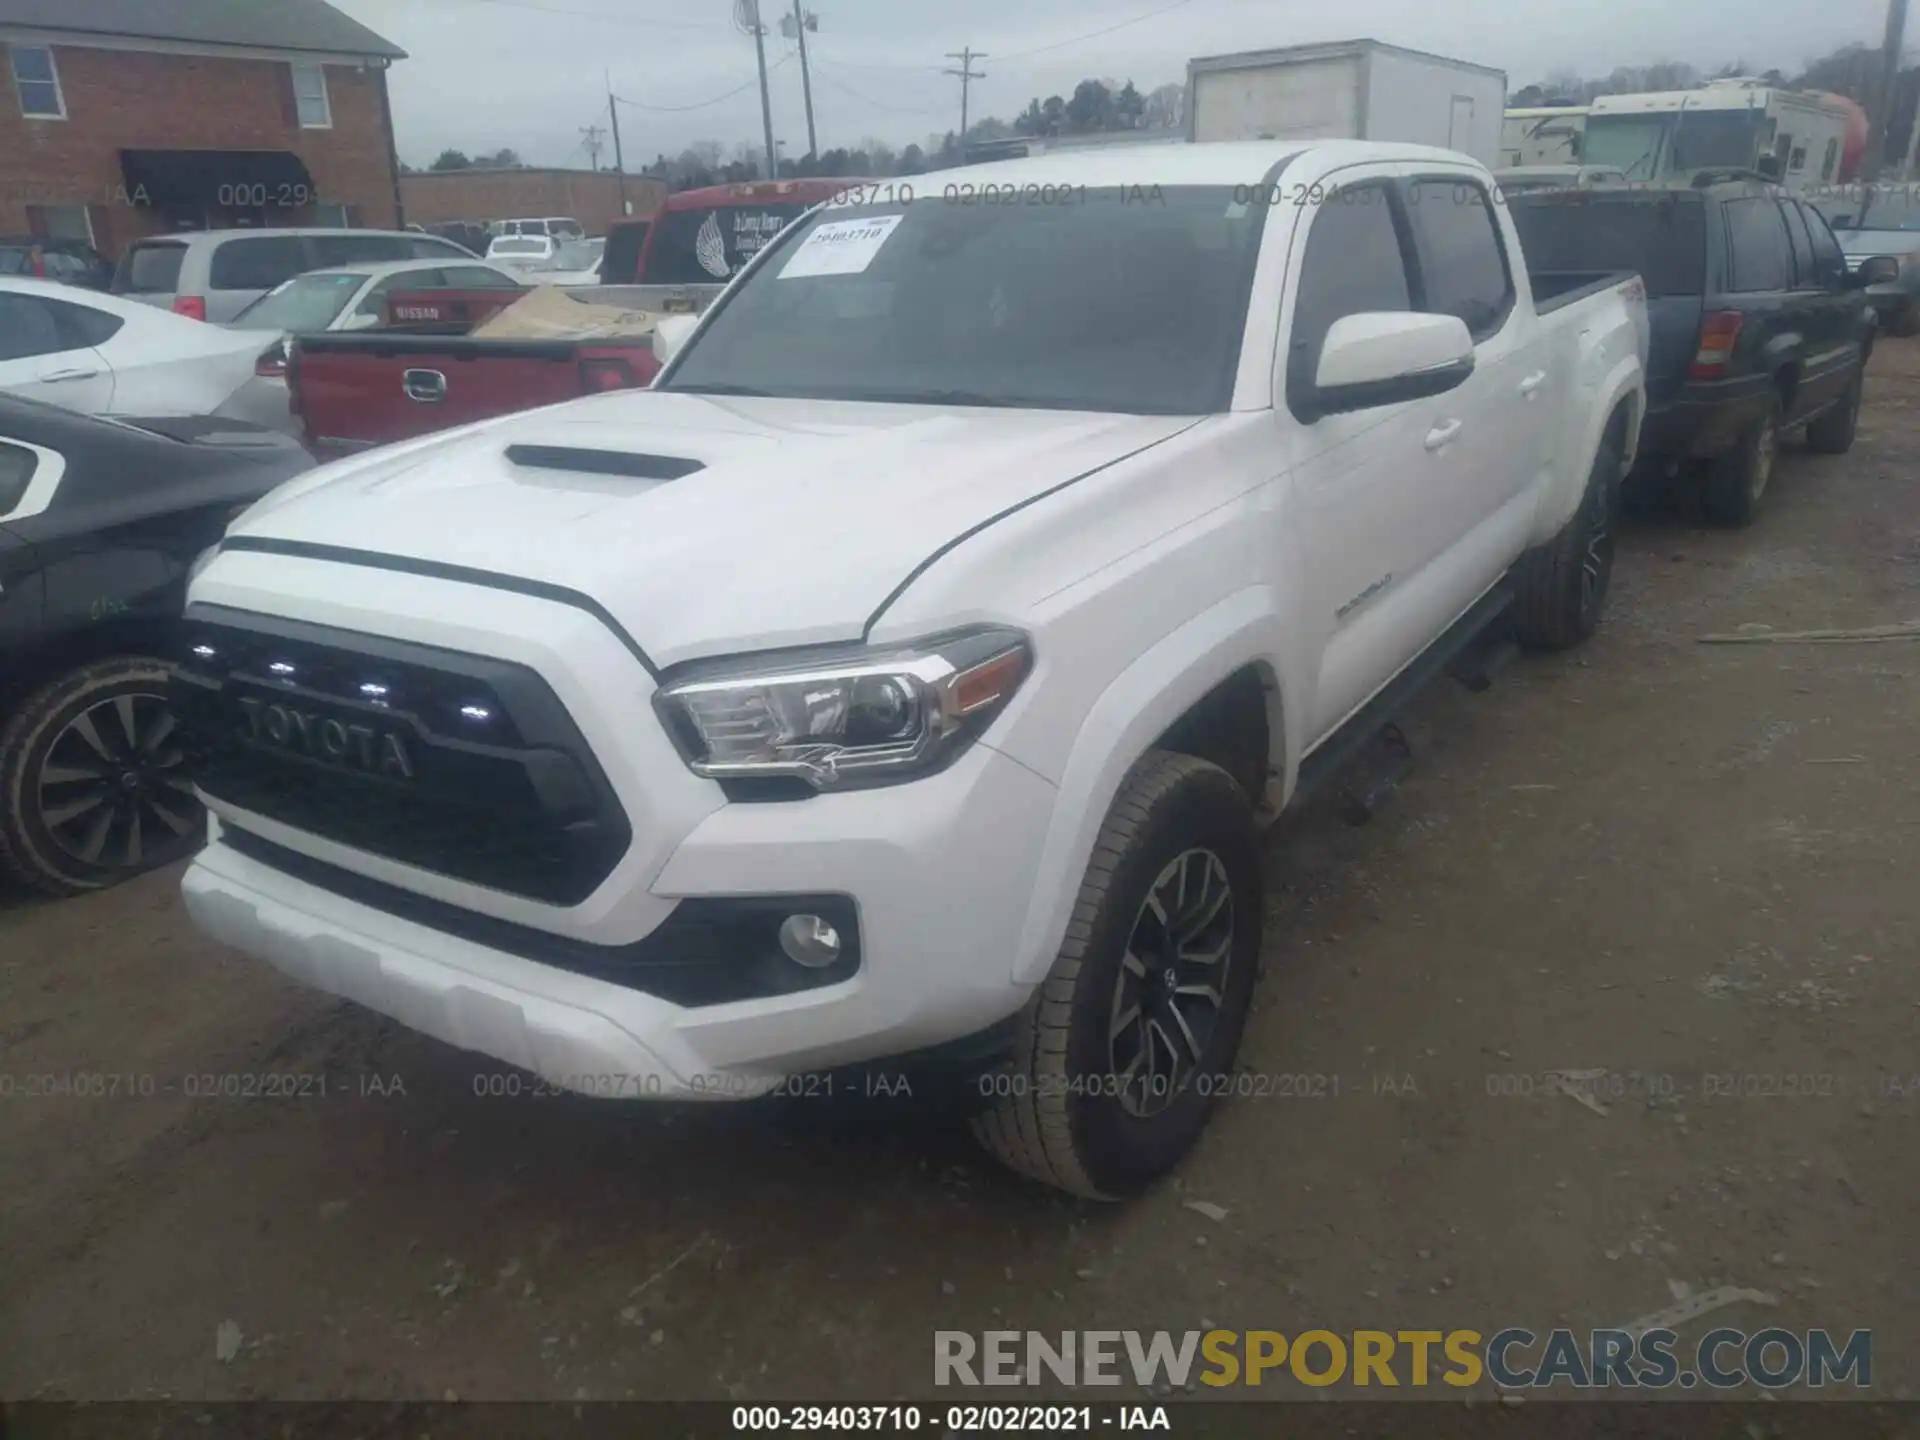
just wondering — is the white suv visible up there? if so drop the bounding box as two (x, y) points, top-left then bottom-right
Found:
(176, 142), (1646, 1197)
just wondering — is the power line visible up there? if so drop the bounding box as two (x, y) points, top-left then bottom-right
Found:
(809, 65), (951, 115)
(612, 54), (793, 113)
(451, 0), (730, 31)
(990, 0), (1203, 63)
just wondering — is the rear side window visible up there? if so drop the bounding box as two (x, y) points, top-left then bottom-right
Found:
(309, 234), (411, 267)
(0, 442), (37, 517)
(1724, 198), (1792, 293)
(51, 297), (122, 347)
(209, 236), (310, 291)
(1405, 179), (1514, 339)
(443, 265), (522, 288)
(1288, 183), (1413, 408)
(642, 203), (810, 283)
(1509, 194), (1706, 299)
(0, 294), (64, 359)
(115, 242), (186, 294)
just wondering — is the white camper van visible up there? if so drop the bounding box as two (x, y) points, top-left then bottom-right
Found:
(1501, 105), (1591, 167)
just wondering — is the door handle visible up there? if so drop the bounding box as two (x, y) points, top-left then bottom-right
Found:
(1519, 371), (1548, 397)
(39, 367), (101, 383)
(1424, 419), (1464, 452)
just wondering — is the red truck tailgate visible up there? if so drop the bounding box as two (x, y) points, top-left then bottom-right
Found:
(290, 334), (658, 455)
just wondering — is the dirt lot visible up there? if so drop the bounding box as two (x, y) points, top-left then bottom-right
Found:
(3, 348), (1918, 1409)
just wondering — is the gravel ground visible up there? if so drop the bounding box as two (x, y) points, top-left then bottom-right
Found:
(3, 346), (1918, 1408)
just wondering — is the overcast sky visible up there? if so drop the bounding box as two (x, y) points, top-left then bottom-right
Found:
(332, 0), (1884, 169)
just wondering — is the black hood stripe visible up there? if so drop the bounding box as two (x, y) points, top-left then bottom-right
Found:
(218, 536), (662, 679)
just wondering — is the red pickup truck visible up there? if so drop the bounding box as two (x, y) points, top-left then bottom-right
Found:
(289, 178), (855, 456)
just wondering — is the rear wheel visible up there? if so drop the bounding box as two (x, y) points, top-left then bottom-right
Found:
(1511, 421), (1620, 651)
(971, 752), (1263, 1199)
(0, 659), (204, 897)
(1701, 397), (1780, 528)
(1804, 373), (1862, 456)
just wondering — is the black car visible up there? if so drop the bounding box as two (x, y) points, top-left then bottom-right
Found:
(0, 235), (114, 290)
(0, 395), (312, 895)
(1511, 176), (1895, 526)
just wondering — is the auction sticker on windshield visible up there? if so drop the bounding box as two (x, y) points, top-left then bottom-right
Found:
(779, 214), (904, 279)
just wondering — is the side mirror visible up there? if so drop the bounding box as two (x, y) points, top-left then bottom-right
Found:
(1307, 312), (1475, 418)
(1853, 255), (1900, 287)
(653, 313), (700, 366)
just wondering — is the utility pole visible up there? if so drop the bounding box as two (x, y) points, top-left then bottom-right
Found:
(945, 48), (986, 159)
(737, 0), (779, 180)
(789, 1), (819, 160)
(579, 123), (606, 170)
(607, 77), (628, 215)
(1870, 0), (1910, 178)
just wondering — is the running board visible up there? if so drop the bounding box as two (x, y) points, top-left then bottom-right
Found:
(1294, 584), (1515, 806)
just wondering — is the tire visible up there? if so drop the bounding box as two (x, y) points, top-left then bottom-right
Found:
(971, 751), (1263, 1199)
(1701, 396), (1781, 529)
(0, 658), (204, 897)
(1511, 421), (1620, 652)
(1804, 372), (1862, 456)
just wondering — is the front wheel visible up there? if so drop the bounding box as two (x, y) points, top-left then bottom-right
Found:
(971, 751), (1263, 1199)
(0, 659), (205, 896)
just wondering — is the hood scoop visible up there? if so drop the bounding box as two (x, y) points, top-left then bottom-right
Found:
(504, 444), (706, 481)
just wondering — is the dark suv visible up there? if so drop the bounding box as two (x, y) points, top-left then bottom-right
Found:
(1511, 178), (1894, 525)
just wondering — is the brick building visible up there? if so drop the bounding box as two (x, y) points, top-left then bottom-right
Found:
(400, 168), (665, 238)
(0, 0), (406, 259)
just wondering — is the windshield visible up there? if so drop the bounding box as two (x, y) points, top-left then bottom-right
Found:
(1581, 117), (1671, 180)
(662, 187), (1267, 415)
(229, 271), (367, 331)
(550, 239), (602, 270)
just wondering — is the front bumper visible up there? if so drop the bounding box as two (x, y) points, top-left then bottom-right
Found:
(182, 736), (1059, 1100)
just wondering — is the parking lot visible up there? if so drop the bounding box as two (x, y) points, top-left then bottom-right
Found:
(4, 344), (1918, 1406)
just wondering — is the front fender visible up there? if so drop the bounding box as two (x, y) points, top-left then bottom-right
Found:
(1007, 585), (1287, 988)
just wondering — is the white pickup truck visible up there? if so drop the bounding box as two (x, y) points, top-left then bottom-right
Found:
(175, 141), (1647, 1199)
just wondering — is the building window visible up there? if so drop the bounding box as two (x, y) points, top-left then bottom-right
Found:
(291, 62), (331, 128)
(1822, 139), (1840, 181)
(28, 204), (94, 243)
(10, 44), (65, 119)
(313, 202), (350, 227)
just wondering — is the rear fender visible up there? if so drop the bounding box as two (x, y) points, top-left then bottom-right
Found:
(1534, 346), (1642, 546)
(1008, 586), (1291, 988)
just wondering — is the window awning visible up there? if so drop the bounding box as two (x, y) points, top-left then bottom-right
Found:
(119, 150), (316, 209)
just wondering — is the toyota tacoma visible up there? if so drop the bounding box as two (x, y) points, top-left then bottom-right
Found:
(176, 142), (1647, 1198)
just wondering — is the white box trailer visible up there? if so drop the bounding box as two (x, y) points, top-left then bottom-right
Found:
(1186, 39), (1507, 170)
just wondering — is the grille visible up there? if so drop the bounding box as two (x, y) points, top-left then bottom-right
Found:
(173, 606), (631, 906)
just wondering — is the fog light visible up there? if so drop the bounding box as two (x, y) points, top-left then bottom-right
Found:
(778, 913), (843, 969)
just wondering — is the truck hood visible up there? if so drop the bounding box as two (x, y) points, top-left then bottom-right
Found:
(231, 391), (1199, 666)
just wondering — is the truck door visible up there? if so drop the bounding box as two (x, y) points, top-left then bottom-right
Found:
(1448, 96), (1476, 153)
(1280, 170), (1472, 738)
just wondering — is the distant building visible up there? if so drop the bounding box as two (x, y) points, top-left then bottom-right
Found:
(0, 0), (407, 256)
(400, 168), (667, 236)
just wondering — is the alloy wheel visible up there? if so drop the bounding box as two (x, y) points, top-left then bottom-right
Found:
(1108, 847), (1236, 1119)
(36, 693), (200, 871)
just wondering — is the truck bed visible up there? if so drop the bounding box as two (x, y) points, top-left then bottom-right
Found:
(290, 331), (660, 456)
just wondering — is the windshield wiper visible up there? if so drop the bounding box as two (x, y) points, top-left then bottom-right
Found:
(673, 382), (777, 397)
(836, 388), (1036, 409)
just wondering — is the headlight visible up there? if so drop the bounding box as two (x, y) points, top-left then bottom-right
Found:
(653, 627), (1032, 790)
